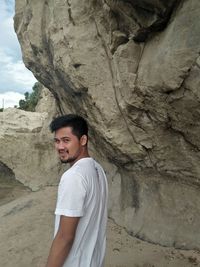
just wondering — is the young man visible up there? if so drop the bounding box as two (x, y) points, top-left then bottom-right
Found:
(45, 114), (108, 267)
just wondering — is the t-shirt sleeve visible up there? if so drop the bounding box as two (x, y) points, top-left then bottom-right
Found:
(55, 171), (87, 217)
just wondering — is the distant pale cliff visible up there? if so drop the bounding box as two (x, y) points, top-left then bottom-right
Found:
(13, 0), (200, 249)
(0, 89), (63, 190)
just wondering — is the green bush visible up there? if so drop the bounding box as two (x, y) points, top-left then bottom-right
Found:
(18, 82), (42, 111)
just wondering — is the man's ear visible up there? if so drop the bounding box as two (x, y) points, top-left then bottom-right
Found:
(80, 135), (88, 146)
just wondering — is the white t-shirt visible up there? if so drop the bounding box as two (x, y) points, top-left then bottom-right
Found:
(54, 157), (108, 267)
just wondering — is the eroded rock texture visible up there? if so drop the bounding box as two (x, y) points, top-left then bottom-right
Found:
(0, 93), (64, 191)
(14, 0), (200, 249)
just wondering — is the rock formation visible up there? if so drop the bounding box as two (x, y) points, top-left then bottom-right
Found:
(0, 90), (64, 191)
(13, 0), (200, 249)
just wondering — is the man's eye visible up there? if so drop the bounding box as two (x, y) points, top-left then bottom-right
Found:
(63, 139), (70, 143)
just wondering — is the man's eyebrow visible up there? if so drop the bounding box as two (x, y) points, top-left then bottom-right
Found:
(53, 136), (71, 140)
(61, 136), (71, 139)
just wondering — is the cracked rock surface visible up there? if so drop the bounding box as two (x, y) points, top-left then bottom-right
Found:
(14, 0), (200, 249)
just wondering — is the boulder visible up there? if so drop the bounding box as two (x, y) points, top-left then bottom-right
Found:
(0, 98), (64, 191)
(13, 0), (200, 249)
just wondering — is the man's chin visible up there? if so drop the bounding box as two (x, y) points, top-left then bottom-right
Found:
(60, 157), (75, 164)
(60, 159), (69, 163)
(59, 157), (70, 163)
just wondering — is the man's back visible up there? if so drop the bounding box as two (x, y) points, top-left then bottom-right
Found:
(54, 157), (108, 267)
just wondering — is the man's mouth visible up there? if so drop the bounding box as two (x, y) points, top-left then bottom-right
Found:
(58, 150), (68, 156)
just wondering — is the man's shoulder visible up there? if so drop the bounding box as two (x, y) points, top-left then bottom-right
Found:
(61, 158), (106, 181)
(61, 167), (83, 180)
(72, 158), (94, 172)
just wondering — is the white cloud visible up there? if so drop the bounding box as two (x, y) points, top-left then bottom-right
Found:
(0, 0), (20, 59)
(0, 91), (25, 108)
(0, 0), (37, 94)
(0, 49), (37, 93)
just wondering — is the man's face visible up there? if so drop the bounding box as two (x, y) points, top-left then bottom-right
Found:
(54, 127), (83, 165)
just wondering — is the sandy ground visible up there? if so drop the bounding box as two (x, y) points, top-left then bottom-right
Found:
(106, 219), (200, 267)
(0, 186), (200, 267)
(0, 185), (30, 206)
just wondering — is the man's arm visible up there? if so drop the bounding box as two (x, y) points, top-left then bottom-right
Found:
(45, 216), (80, 267)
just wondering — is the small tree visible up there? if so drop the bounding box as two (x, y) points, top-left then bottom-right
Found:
(18, 82), (42, 111)
(19, 99), (28, 110)
(24, 92), (29, 101)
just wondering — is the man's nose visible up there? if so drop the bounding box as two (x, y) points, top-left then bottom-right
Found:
(56, 141), (65, 150)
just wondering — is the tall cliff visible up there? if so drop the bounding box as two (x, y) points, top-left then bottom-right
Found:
(14, 0), (200, 249)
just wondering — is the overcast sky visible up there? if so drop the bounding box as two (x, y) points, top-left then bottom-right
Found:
(0, 0), (37, 108)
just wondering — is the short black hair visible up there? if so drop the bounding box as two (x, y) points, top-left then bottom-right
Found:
(50, 114), (88, 139)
